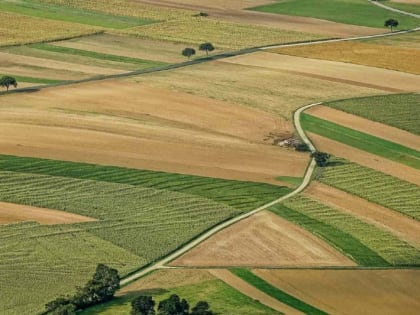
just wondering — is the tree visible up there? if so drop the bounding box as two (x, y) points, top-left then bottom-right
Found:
(384, 18), (399, 32)
(191, 301), (214, 315)
(131, 295), (156, 315)
(50, 304), (76, 315)
(311, 151), (330, 167)
(182, 48), (196, 59)
(199, 42), (215, 56)
(158, 294), (189, 315)
(0, 76), (17, 91)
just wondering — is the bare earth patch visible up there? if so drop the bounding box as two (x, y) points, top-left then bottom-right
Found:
(0, 80), (308, 184)
(209, 269), (303, 315)
(307, 105), (420, 150)
(222, 52), (420, 92)
(305, 182), (420, 248)
(308, 132), (420, 185)
(171, 211), (355, 267)
(254, 269), (420, 315)
(0, 201), (95, 225)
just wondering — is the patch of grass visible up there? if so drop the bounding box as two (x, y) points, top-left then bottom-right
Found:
(81, 278), (280, 315)
(30, 43), (167, 67)
(0, 74), (63, 84)
(250, 0), (420, 29)
(270, 203), (391, 266)
(319, 158), (420, 220)
(326, 93), (420, 135)
(276, 176), (302, 187)
(0, 0), (154, 29)
(0, 155), (291, 211)
(231, 269), (328, 315)
(301, 113), (420, 169)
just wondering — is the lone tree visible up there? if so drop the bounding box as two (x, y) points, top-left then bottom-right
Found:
(182, 48), (196, 59)
(131, 295), (156, 315)
(311, 151), (330, 167)
(385, 18), (399, 32)
(0, 76), (17, 91)
(199, 42), (215, 56)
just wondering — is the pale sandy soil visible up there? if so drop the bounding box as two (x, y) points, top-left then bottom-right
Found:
(171, 211), (355, 267)
(222, 52), (420, 92)
(136, 0), (384, 37)
(308, 132), (420, 185)
(391, 0), (420, 3)
(0, 81), (308, 184)
(0, 201), (96, 225)
(119, 269), (215, 295)
(254, 269), (420, 315)
(209, 269), (304, 315)
(305, 182), (420, 248)
(307, 105), (420, 150)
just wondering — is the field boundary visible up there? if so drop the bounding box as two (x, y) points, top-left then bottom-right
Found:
(369, 0), (420, 18)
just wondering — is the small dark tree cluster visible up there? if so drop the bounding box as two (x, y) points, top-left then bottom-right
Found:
(311, 151), (330, 167)
(0, 75), (17, 91)
(182, 42), (215, 59)
(44, 264), (120, 315)
(384, 18), (399, 32)
(131, 294), (214, 315)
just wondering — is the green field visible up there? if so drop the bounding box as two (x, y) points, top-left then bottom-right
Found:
(271, 195), (420, 266)
(0, 73), (62, 84)
(381, 0), (420, 15)
(81, 277), (280, 315)
(301, 113), (420, 169)
(326, 94), (420, 135)
(319, 158), (420, 220)
(0, 0), (154, 29)
(231, 269), (328, 315)
(250, 0), (420, 29)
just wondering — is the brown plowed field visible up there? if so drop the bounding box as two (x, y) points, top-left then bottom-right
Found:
(222, 52), (420, 92)
(0, 81), (308, 184)
(209, 269), (304, 315)
(0, 201), (96, 225)
(136, 0), (383, 37)
(308, 132), (420, 185)
(254, 269), (420, 315)
(307, 105), (420, 150)
(305, 182), (420, 247)
(171, 211), (355, 267)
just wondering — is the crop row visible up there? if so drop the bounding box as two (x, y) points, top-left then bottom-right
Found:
(272, 196), (420, 266)
(319, 158), (420, 220)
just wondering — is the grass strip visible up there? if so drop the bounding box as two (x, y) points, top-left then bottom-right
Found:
(0, 0), (154, 29)
(270, 203), (391, 266)
(30, 43), (167, 67)
(231, 268), (328, 315)
(0, 74), (63, 84)
(301, 113), (420, 169)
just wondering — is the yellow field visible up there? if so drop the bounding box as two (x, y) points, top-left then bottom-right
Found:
(269, 41), (420, 74)
(0, 11), (99, 47)
(365, 31), (420, 49)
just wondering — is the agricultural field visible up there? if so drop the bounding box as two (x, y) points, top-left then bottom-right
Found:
(271, 195), (420, 266)
(318, 158), (420, 220)
(326, 93), (420, 135)
(382, 0), (420, 14)
(365, 29), (420, 48)
(253, 269), (420, 315)
(79, 269), (281, 315)
(251, 0), (420, 29)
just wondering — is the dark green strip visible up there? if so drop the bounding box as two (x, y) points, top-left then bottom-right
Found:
(30, 44), (167, 67)
(231, 269), (329, 315)
(301, 113), (420, 169)
(0, 74), (63, 84)
(270, 204), (390, 266)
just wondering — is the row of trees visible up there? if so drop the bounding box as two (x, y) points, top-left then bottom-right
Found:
(131, 294), (214, 315)
(44, 264), (120, 315)
(182, 42), (215, 59)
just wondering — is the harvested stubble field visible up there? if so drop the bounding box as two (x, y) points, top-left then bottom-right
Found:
(319, 158), (420, 220)
(253, 269), (420, 315)
(305, 182), (420, 248)
(0, 154), (292, 314)
(269, 40), (420, 74)
(130, 61), (385, 120)
(271, 195), (420, 266)
(326, 93), (420, 135)
(0, 11), (99, 47)
(171, 211), (354, 267)
(79, 269), (281, 315)
(0, 80), (309, 184)
(364, 30), (420, 48)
